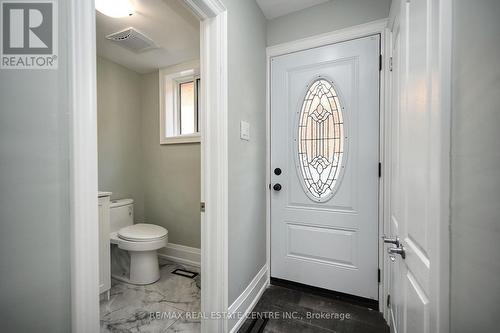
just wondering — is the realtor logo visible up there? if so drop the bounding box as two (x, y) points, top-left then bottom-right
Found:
(1, 1), (57, 69)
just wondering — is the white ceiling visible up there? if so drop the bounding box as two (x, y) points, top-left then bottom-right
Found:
(256, 0), (330, 20)
(96, 0), (200, 74)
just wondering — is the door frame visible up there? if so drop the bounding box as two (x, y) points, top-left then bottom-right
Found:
(265, 18), (390, 313)
(69, 0), (229, 332)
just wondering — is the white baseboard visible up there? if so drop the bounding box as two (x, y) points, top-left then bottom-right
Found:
(228, 265), (269, 333)
(157, 243), (201, 267)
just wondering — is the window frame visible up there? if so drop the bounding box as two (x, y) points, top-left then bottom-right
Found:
(159, 62), (201, 145)
(176, 75), (201, 136)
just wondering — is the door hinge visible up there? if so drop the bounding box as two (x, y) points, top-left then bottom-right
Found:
(200, 202), (205, 212)
(378, 162), (382, 178)
(378, 268), (381, 283)
(389, 56), (393, 72)
(379, 54), (383, 71)
(387, 294), (391, 308)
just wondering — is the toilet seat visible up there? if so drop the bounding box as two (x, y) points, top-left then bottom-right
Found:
(110, 224), (168, 251)
(118, 223), (168, 242)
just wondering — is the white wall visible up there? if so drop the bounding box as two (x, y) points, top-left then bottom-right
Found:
(97, 57), (145, 221)
(266, 0), (390, 46)
(0, 2), (71, 332)
(450, 0), (500, 332)
(223, 0), (268, 304)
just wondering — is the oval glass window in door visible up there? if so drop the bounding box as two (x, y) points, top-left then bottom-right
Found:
(297, 78), (346, 202)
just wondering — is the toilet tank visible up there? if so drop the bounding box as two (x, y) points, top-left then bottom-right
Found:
(110, 198), (134, 233)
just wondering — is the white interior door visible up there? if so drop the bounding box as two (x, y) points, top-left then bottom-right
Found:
(387, 0), (448, 332)
(388, 6), (405, 330)
(270, 36), (380, 300)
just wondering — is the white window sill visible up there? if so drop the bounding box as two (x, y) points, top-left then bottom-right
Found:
(160, 133), (201, 145)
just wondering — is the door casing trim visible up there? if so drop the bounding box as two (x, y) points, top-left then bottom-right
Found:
(265, 18), (389, 315)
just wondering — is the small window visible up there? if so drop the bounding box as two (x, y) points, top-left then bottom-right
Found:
(159, 63), (201, 144)
(178, 77), (200, 135)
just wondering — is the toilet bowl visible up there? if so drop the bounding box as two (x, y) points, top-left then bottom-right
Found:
(110, 199), (168, 285)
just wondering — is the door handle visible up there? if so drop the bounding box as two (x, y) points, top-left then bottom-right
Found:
(382, 235), (400, 247)
(387, 245), (406, 259)
(273, 183), (282, 191)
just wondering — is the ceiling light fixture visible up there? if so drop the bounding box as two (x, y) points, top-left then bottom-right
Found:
(96, 0), (134, 18)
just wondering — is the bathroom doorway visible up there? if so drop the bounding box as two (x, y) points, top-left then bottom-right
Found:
(95, 1), (202, 331)
(69, 0), (228, 332)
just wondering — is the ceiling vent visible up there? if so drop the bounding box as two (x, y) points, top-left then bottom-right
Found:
(105, 28), (158, 53)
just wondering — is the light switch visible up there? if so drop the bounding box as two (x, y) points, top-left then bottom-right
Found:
(240, 121), (250, 141)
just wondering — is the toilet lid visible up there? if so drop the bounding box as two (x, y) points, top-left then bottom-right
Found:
(118, 223), (168, 242)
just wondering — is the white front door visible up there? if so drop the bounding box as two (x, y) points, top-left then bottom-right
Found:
(387, 0), (448, 332)
(270, 36), (380, 300)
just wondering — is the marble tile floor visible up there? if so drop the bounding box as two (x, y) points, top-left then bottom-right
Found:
(237, 285), (389, 333)
(100, 258), (201, 333)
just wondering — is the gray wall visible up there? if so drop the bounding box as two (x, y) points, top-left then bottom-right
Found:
(0, 2), (71, 332)
(96, 59), (201, 248)
(141, 71), (201, 248)
(224, 0), (268, 304)
(266, 0), (391, 46)
(97, 56), (145, 221)
(450, 0), (500, 332)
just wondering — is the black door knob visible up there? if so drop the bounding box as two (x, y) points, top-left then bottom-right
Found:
(274, 168), (282, 175)
(273, 183), (282, 191)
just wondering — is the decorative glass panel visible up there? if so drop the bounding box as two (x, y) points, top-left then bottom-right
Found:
(297, 78), (345, 202)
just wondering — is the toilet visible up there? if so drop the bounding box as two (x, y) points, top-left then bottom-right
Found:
(109, 198), (168, 285)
